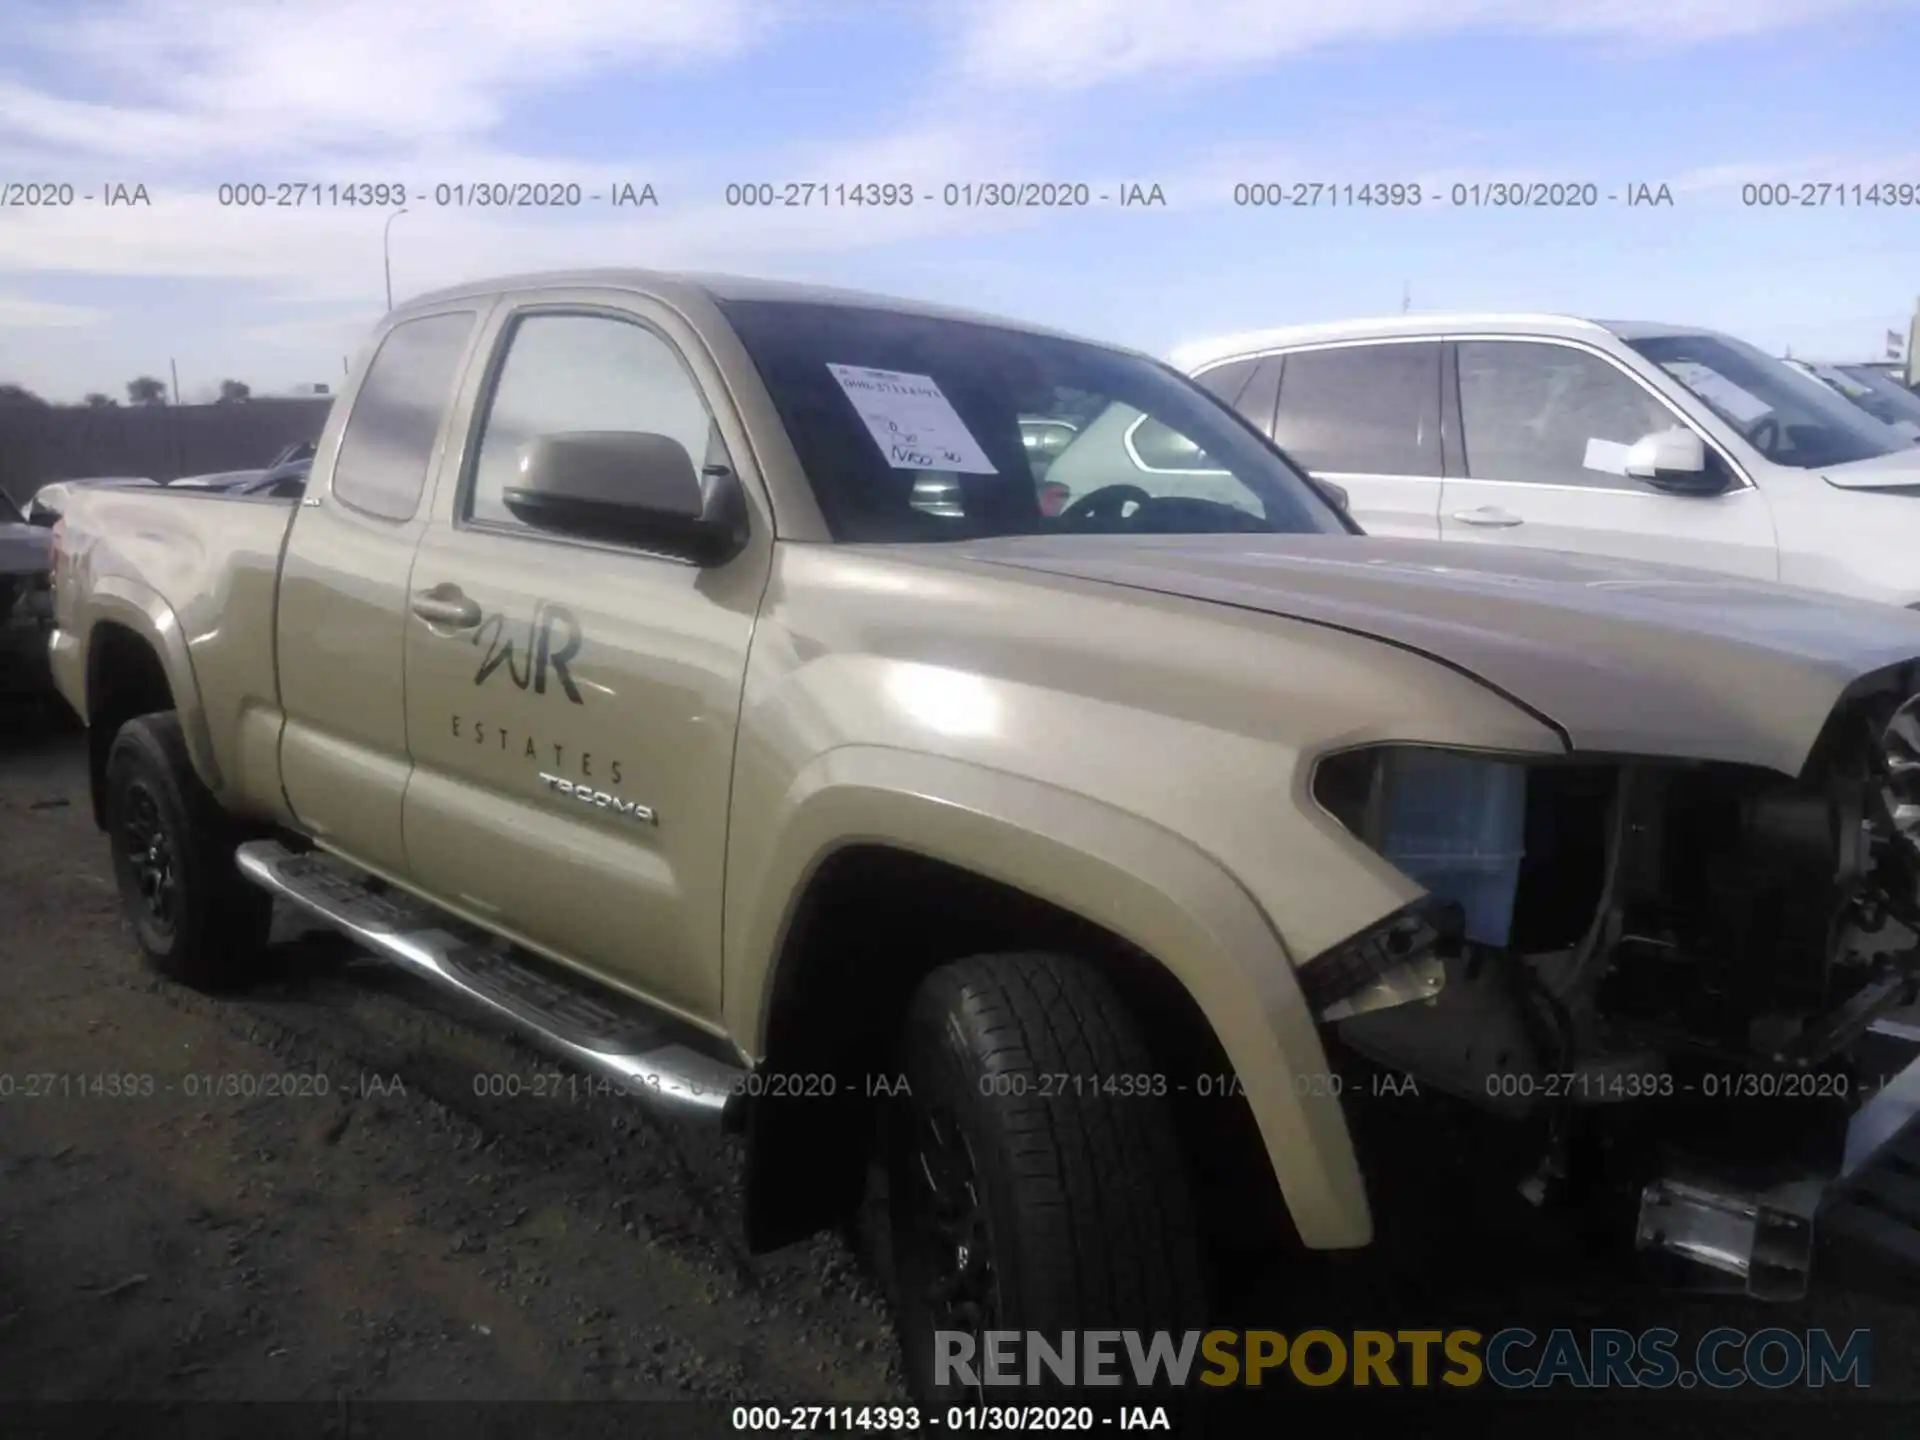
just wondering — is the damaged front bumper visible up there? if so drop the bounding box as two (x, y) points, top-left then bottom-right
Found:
(1635, 1019), (1920, 1300)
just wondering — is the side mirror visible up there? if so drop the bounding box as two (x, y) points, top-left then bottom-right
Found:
(1624, 428), (1724, 495)
(1312, 477), (1351, 513)
(502, 430), (745, 564)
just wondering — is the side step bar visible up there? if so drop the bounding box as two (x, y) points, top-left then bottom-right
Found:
(235, 839), (747, 1127)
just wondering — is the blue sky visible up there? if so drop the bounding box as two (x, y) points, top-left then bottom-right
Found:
(0, 0), (1915, 401)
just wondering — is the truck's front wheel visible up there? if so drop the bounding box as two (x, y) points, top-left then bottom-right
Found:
(885, 951), (1206, 1405)
(104, 713), (271, 988)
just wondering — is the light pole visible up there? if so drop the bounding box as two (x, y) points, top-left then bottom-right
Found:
(383, 207), (409, 310)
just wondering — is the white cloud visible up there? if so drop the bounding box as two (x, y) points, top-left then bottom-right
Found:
(0, 1), (1050, 298)
(952, 0), (1896, 89)
(4, 0), (769, 163)
(0, 295), (103, 328)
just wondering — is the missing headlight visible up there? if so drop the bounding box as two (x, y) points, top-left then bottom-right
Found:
(1314, 745), (1529, 948)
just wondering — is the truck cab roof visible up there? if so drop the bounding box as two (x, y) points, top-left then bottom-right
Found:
(400, 268), (1116, 353)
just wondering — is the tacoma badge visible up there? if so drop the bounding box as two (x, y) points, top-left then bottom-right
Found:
(538, 772), (658, 826)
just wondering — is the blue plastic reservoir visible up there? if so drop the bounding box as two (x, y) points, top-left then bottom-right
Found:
(1377, 749), (1527, 948)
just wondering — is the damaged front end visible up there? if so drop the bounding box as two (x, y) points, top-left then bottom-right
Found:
(1302, 662), (1920, 1297)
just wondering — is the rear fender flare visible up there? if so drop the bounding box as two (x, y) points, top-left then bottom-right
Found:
(83, 577), (220, 792)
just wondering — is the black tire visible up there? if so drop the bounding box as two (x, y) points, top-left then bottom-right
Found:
(885, 951), (1207, 1408)
(103, 712), (271, 987)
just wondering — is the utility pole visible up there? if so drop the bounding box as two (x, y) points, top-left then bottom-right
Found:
(384, 207), (409, 310)
(169, 358), (180, 405)
(1401, 282), (1411, 314)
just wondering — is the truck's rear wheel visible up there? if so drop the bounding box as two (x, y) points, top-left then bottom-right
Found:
(885, 951), (1206, 1406)
(104, 713), (271, 988)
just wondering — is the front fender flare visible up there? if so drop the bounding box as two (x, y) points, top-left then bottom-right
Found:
(725, 744), (1372, 1250)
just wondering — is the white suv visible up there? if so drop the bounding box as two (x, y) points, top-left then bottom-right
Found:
(1171, 315), (1920, 606)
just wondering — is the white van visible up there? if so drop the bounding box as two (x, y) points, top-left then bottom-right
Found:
(1171, 315), (1920, 606)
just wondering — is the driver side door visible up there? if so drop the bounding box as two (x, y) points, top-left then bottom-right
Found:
(399, 295), (773, 1023)
(1437, 338), (1779, 580)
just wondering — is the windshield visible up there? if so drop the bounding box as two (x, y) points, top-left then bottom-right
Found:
(718, 300), (1345, 543)
(1626, 332), (1910, 469)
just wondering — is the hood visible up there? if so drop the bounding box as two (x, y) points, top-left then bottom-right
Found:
(957, 533), (1920, 776)
(0, 522), (52, 577)
(1823, 448), (1920, 491)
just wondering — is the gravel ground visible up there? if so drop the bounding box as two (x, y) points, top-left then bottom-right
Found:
(2, 701), (1918, 1435)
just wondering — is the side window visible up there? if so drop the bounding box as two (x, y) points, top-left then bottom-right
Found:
(1272, 343), (1441, 476)
(1231, 356), (1284, 435)
(332, 311), (476, 521)
(1129, 414), (1226, 472)
(1043, 404), (1267, 518)
(1192, 357), (1258, 407)
(1457, 340), (1681, 489)
(468, 313), (726, 530)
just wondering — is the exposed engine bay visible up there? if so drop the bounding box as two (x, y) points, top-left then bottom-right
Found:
(1306, 664), (1920, 1292)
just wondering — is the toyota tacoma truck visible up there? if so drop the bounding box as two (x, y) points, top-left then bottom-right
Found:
(45, 269), (1920, 1399)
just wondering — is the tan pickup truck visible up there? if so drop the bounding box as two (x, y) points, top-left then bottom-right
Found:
(45, 269), (1920, 1398)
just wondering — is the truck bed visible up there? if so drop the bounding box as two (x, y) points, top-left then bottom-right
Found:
(49, 485), (299, 815)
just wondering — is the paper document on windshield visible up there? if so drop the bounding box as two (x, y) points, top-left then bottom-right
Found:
(1662, 361), (1773, 423)
(827, 364), (999, 474)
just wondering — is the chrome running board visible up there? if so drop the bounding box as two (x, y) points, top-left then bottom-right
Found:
(234, 839), (745, 1126)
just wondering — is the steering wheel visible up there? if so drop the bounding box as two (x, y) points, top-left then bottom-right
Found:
(1059, 483), (1152, 526)
(1747, 415), (1781, 458)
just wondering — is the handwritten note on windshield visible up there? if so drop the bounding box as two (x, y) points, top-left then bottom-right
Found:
(827, 364), (999, 474)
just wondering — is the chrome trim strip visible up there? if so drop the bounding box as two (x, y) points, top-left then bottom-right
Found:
(235, 839), (740, 1123)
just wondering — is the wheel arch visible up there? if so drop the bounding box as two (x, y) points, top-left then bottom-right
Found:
(81, 588), (209, 828)
(730, 747), (1371, 1256)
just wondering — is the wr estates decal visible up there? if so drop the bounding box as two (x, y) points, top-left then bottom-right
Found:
(474, 601), (583, 704)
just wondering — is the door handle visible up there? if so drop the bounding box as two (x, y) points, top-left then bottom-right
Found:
(1452, 506), (1524, 528)
(411, 585), (482, 629)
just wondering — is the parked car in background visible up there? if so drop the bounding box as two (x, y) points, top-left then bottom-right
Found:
(26, 476), (157, 527)
(0, 488), (54, 693)
(1847, 360), (1917, 390)
(0, 489), (52, 615)
(228, 456), (310, 499)
(1786, 358), (1920, 440)
(1171, 314), (1920, 606)
(168, 468), (267, 491)
(265, 438), (317, 470)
